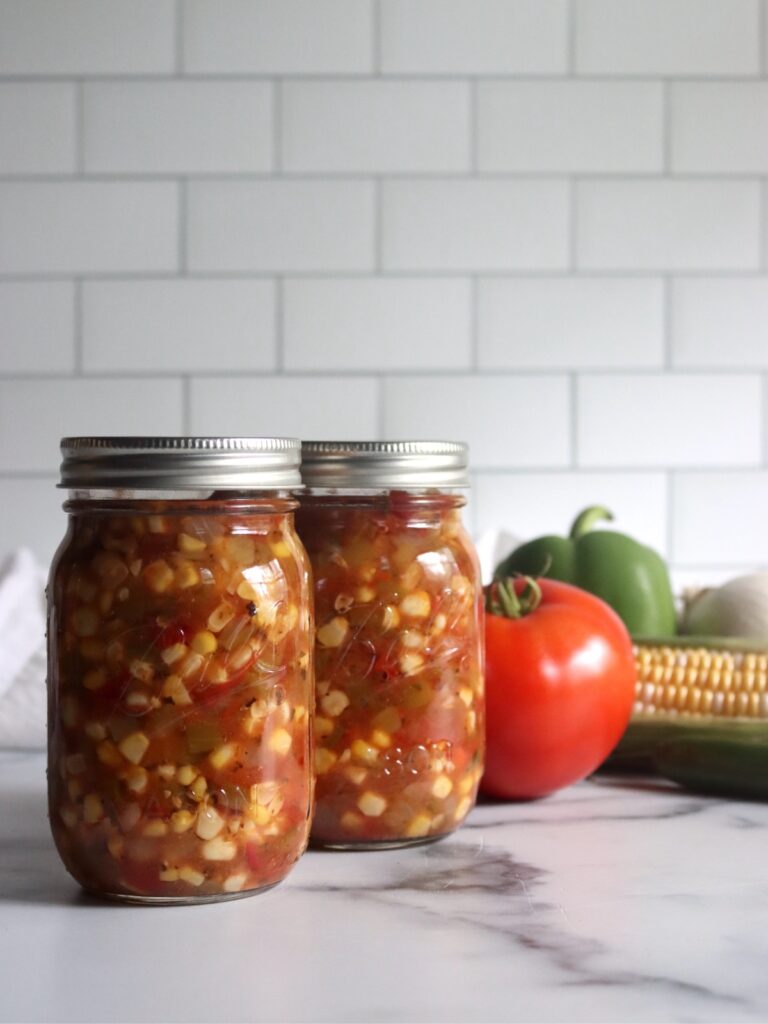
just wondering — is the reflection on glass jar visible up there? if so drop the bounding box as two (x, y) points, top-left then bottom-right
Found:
(47, 438), (313, 903)
(297, 442), (484, 850)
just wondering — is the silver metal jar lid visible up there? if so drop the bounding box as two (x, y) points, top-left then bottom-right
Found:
(300, 441), (469, 489)
(59, 437), (302, 491)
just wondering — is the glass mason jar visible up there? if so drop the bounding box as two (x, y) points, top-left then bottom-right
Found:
(296, 441), (484, 850)
(48, 437), (314, 904)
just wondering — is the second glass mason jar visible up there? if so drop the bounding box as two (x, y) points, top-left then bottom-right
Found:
(296, 441), (484, 849)
(48, 437), (314, 903)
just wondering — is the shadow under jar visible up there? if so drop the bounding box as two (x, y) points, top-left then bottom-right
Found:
(48, 437), (314, 904)
(296, 441), (484, 850)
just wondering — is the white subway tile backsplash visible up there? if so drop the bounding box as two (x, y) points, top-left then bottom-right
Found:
(671, 83), (768, 174)
(0, 0), (175, 75)
(183, 0), (373, 74)
(0, 84), (75, 174)
(382, 180), (569, 271)
(578, 374), (762, 468)
(0, 379), (183, 473)
(478, 278), (664, 369)
(575, 0), (760, 76)
(576, 181), (761, 271)
(672, 279), (768, 368)
(0, 283), (75, 373)
(282, 80), (470, 173)
(383, 375), (570, 468)
(189, 376), (379, 438)
(0, 477), (65, 565)
(83, 82), (272, 174)
(188, 181), (374, 272)
(477, 81), (663, 173)
(475, 471), (669, 555)
(673, 472), (768, 564)
(380, 0), (568, 74)
(0, 183), (178, 274)
(284, 278), (471, 371)
(82, 280), (275, 373)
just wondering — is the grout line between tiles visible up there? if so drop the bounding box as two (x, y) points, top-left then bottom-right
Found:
(377, 377), (386, 439)
(568, 178), (578, 270)
(75, 80), (85, 174)
(567, 0), (577, 74)
(273, 80), (282, 172)
(663, 275), (673, 368)
(662, 79), (672, 173)
(73, 279), (83, 373)
(374, 178), (383, 271)
(181, 376), (191, 433)
(470, 78), (478, 173)
(373, 0), (381, 75)
(177, 178), (187, 274)
(175, 0), (184, 75)
(666, 471), (675, 563)
(761, 0), (767, 77)
(275, 277), (284, 371)
(570, 374), (578, 467)
(470, 276), (479, 370)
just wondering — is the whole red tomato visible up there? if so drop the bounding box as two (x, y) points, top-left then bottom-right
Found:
(482, 576), (635, 800)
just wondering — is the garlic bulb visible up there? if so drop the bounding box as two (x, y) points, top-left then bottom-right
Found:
(682, 572), (768, 640)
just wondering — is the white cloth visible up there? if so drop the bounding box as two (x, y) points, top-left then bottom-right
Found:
(0, 549), (47, 749)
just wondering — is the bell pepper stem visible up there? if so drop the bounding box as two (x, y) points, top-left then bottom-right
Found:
(569, 505), (614, 541)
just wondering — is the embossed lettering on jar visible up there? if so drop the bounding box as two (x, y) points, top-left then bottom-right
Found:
(47, 437), (313, 903)
(297, 441), (484, 849)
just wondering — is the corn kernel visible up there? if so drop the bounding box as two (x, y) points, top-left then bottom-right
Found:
(249, 803), (271, 825)
(195, 806), (224, 840)
(268, 728), (292, 756)
(161, 642), (188, 666)
(123, 766), (148, 794)
(315, 716), (334, 738)
(178, 652), (205, 679)
(124, 690), (150, 714)
(399, 652), (424, 676)
(129, 659), (154, 684)
(67, 778), (82, 801)
(175, 562), (200, 589)
(159, 867), (179, 882)
(60, 696), (79, 728)
(191, 629), (218, 655)
(59, 806), (78, 829)
(73, 607), (99, 637)
(177, 764), (197, 786)
(380, 605), (400, 631)
(399, 591), (431, 620)
(83, 668), (106, 691)
(431, 775), (453, 799)
(118, 731), (150, 766)
(270, 539), (292, 559)
(457, 772), (475, 796)
(370, 729), (391, 749)
(343, 765), (367, 785)
(202, 837), (237, 861)
(82, 793), (103, 824)
(190, 775), (208, 801)
(372, 707), (402, 734)
(430, 613), (447, 636)
(357, 791), (387, 817)
(355, 585), (376, 604)
(171, 810), (195, 834)
(161, 674), (192, 707)
(142, 820), (168, 837)
(315, 748), (338, 775)
(334, 592), (355, 613)
(401, 629), (425, 650)
(405, 813), (432, 838)
(223, 872), (248, 893)
(208, 602), (236, 633)
(107, 835), (124, 860)
(458, 687), (473, 707)
(84, 720), (107, 741)
(119, 803), (141, 832)
(178, 532), (206, 554)
(321, 689), (350, 718)
(147, 515), (168, 534)
(351, 739), (379, 766)
(96, 740), (122, 768)
(144, 559), (174, 594)
(454, 796), (472, 821)
(209, 742), (236, 770)
(340, 811), (364, 831)
(317, 617), (350, 648)
(179, 866), (205, 886)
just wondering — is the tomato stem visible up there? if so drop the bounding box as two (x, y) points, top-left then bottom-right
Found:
(485, 576), (543, 619)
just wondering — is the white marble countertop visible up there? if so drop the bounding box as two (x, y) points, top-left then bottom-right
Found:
(3, 749), (768, 1024)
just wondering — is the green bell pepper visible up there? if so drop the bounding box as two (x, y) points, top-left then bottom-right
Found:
(494, 505), (677, 636)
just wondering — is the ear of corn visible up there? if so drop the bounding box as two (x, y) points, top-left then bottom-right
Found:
(633, 637), (768, 720)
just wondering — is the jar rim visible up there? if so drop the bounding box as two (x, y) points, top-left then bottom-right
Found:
(300, 440), (469, 489)
(58, 436), (302, 491)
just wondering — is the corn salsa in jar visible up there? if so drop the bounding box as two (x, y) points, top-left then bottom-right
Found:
(297, 441), (484, 849)
(48, 437), (313, 903)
